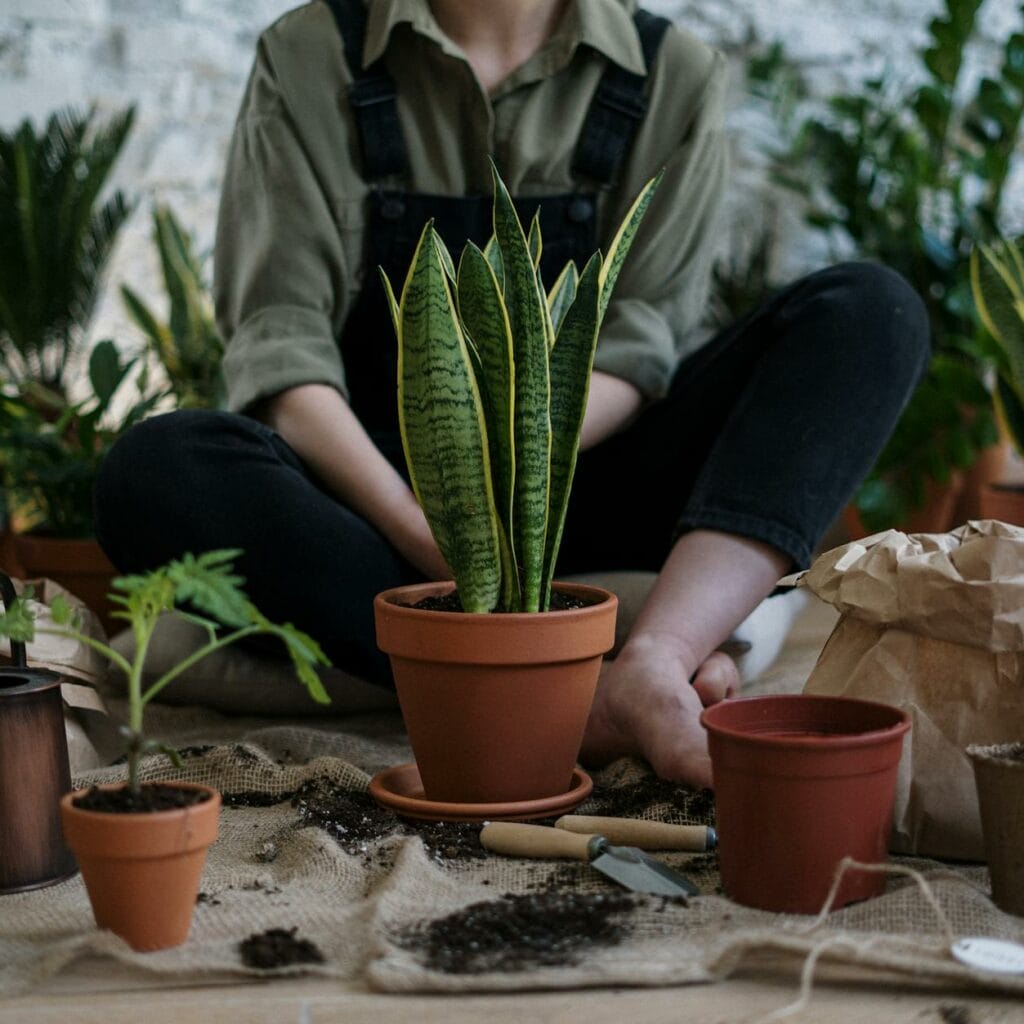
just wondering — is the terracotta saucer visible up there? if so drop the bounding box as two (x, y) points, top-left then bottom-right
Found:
(369, 763), (593, 823)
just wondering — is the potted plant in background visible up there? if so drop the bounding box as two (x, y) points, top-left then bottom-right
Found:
(370, 166), (655, 819)
(970, 234), (1024, 524)
(0, 106), (137, 625)
(120, 203), (226, 410)
(0, 549), (330, 950)
(750, 0), (1024, 533)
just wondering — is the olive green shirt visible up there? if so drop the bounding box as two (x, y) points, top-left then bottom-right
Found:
(215, 0), (728, 414)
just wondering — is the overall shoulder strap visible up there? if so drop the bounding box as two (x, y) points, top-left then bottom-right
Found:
(572, 8), (671, 186)
(323, 0), (411, 180)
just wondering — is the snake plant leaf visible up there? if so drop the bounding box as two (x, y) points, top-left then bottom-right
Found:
(491, 163), (551, 611)
(397, 222), (501, 613)
(435, 232), (457, 282)
(541, 253), (603, 605)
(483, 234), (504, 290)
(527, 211), (542, 270)
(972, 240), (1024, 412)
(598, 172), (662, 319)
(379, 267), (401, 338)
(547, 261), (579, 336)
(457, 241), (520, 611)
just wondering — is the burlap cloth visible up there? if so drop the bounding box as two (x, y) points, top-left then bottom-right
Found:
(2, 698), (1023, 1000)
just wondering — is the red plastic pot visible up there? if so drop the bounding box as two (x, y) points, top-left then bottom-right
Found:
(374, 581), (617, 805)
(701, 695), (910, 914)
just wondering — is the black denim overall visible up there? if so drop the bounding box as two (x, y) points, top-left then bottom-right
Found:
(95, 3), (931, 685)
(323, 0), (670, 451)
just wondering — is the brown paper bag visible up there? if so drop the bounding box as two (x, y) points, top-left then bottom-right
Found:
(787, 520), (1024, 861)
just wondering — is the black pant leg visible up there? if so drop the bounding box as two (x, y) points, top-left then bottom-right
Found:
(557, 262), (930, 574)
(95, 409), (420, 684)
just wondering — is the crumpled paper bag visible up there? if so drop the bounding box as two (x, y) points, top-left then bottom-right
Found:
(785, 520), (1024, 861)
(0, 577), (111, 771)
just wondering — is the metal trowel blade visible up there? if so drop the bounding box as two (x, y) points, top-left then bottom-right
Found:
(590, 840), (699, 897)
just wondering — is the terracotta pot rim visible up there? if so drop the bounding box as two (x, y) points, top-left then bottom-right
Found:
(967, 742), (1024, 769)
(375, 579), (615, 621)
(701, 694), (910, 750)
(60, 780), (220, 820)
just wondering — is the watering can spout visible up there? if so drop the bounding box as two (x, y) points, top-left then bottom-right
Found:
(0, 570), (27, 668)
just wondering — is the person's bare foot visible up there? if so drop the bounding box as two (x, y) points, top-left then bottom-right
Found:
(579, 636), (739, 789)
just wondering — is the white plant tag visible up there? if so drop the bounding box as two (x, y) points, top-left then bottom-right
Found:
(951, 937), (1024, 975)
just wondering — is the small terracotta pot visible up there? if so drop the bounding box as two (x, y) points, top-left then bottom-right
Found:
(702, 695), (910, 914)
(967, 743), (1024, 918)
(12, 534), (118, 637)
(374, 581), (617, 805)
(979, 483), (1024, 527)
(60, 782), (221, 951)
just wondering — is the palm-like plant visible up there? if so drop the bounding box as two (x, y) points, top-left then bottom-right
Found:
(120, 205), (225, 409)
(0, 106), (134, 393)
(381, 165), (657, 613)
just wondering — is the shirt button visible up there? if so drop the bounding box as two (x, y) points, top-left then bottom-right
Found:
(568, 196), (594, 223)
(380, 197), (406, 221)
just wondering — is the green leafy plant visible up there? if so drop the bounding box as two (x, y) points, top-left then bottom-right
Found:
(120, 204), (226, 409)
(971, 236), (1024, 452)
(0, 550), (330, 794)
(754, 0), (1024, 529)
(0, 340), (160, 537)
(380, 165), (658, 613)
(0, 106), (134, 394)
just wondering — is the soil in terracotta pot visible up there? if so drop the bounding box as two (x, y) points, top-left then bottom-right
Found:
(399, 890), (637, 973)
(238, 927), (325, 969)
(410, 591), (591, 612)
(72, 784), (212, 813)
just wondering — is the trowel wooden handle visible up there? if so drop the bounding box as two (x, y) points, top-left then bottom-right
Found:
(480, 822), (594, 861)
(555, 815), (715, 851)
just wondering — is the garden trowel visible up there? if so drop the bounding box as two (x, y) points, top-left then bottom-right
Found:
(480, 822), (699, 898)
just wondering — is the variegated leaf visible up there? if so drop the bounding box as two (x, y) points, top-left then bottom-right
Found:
(598, 172), (662, 320)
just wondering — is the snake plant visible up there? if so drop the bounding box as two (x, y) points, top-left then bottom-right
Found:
(971, 237), (1024, 454)
(381, 165), (658, 613)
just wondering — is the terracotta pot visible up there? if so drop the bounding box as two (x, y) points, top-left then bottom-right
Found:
(979, 483), (1024, 527)
(967, 743), (1024, 917)
(844, 472), (965, 540)
(701, 695), (910, 914)
(954, 442), (1011, 523)
(60, 782), (221, 950)
(374, 581), (617, 805)
(12, 534), (118, 637)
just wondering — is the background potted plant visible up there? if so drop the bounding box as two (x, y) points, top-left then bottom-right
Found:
(970, 234), (1024, 524)
(749, 0), (1024, 532)
(120, 203), (226, 410)
(372, 166), (655, 813)
(0, 105), (138, 625)
(0, 549), (330, 950)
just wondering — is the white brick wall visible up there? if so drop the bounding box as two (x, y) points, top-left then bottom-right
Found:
(0, 0), (1020, 347)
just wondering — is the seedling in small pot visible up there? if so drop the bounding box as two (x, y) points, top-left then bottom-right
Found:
(0, 548), (330, 796)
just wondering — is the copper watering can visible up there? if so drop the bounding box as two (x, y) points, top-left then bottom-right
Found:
(0, 570), (77, 893)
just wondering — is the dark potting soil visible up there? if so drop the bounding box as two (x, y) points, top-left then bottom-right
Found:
(238, 927), (325, 969)
(72, 783), (211, 813)
(586, 774), (715, 824)
(410, 591), (591, 612)
(290, 776), (398, 855)
(400, 890), (637, 974)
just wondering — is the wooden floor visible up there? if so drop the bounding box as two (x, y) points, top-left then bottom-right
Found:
(3, 964), (1024, 1023)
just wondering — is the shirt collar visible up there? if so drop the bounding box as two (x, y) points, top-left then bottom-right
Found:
(363, 0), (647, 76)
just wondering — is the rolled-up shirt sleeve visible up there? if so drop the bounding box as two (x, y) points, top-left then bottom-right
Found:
(593, 47), (729, 401)
(215, 39), (350, 414)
